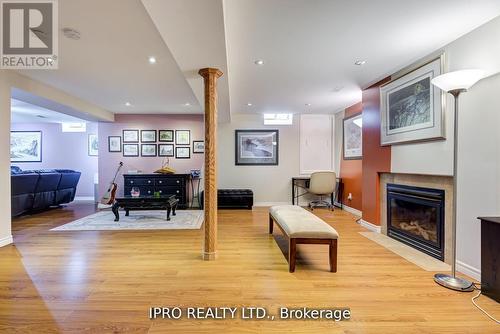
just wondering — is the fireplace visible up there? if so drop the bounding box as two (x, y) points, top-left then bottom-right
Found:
(387, 184), (445, 260)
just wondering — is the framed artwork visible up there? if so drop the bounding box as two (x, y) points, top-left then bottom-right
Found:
(159, 130), (174, 142)
(88, 134), (98, 156)
(343, 113), (362, 160)
(158, 144), (174, 157)
(123, 144), (139, 157)
(193, 140), (205, 154)
(123, 129), (139, 143)
(175, 130), (190, 145)
(175, 146), (190, 159)
(380, 57), (445, 145)
(141, 130), (156, 143)
(141, 144), (157, 157)
(10, 131), (42, 162)
(108, 136), (122, 152)
(235, 129), (279, 166)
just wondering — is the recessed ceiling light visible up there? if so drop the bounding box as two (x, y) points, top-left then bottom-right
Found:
(62, 27), (81, 40)
(354, 60), (366, 66)
(184, 102), (191, 106)
(148, 56), (157, 64)
(333, 85), (344, 92)
(254, 59), (264, 65)
(246, 103), (253, 106)
(125, 102), (131, 107)
(305, 103), (311, 106)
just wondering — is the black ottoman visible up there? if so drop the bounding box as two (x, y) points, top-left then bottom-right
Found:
(200, 189), (253, 209)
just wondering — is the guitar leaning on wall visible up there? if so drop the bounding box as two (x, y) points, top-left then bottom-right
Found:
(101, 162), (123, 205)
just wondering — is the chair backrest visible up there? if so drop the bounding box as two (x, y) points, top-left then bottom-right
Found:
(309, 171), (337, 195)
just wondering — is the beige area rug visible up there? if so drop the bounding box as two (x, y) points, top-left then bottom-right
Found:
(51, 210), (203, 231)
(359, 232), (451, 272)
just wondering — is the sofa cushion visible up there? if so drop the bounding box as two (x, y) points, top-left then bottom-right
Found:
(10, 166), (22, 174)
(270, 205), (339, 239)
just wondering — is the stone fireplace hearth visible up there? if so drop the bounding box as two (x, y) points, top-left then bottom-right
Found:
(380, 173), (453, 265)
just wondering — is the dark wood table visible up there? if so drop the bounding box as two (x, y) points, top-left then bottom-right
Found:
(112, 195), (179, 222)
(478, 216), (500, 302)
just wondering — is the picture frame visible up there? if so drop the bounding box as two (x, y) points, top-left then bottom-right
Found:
(175, 146), (190, 159)
(88, 134), (98, 156)
(123, 129), (139, 143)
(10, 131), (42, 162)
(193, 140), (205, 154)
(141, 144), (157, 157)
(159, 130), (174, 142)
(123, 144), (139, 157)
(235, 129), (279, 166)
(380, 56), (445, 145)
(158, 144), (174, 157)
(141, 130), (156, 143)
(108, 136), (122, 152)
(343, 113), (362, 160)
(175, 130), (190, 145)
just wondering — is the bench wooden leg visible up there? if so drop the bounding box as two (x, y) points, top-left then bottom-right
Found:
(329, 239), (338, 273)
(269, 214), (274, 234)
(289, 238), (296, 273)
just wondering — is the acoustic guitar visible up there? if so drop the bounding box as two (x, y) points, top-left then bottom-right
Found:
(101, 162), (123, 205)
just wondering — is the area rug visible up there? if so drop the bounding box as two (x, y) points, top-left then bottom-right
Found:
(51, 210), (204, 231)
(359, 232), (451, 272)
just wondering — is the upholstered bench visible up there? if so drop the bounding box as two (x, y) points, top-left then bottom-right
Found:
(269, 205), (339, 273)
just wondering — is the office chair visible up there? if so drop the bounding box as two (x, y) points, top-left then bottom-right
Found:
(307, 171), (336, 211)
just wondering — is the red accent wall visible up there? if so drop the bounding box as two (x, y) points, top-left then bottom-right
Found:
(340, 102), (363, 211)
(361, 78), (392, 225)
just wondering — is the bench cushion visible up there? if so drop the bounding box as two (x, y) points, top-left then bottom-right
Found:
(270, 205), (339, 239)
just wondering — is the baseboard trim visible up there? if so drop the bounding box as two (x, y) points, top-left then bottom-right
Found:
(0, 235), (13, 247)
(74, 196), (95, 201)
(253, 202), (290, 207)
(359, 219), (381, 233)
(456, 260), (481, 281)
(342, 204), (362, 217)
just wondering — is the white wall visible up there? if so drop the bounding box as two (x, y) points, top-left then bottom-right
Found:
(299, 114), (333, 174)
(217, 113), (300, 205)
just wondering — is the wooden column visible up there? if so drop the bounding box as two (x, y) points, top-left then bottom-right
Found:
(199, 68), (223, 261)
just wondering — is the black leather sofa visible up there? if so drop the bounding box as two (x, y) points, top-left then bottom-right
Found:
(11, 167), (81, 217)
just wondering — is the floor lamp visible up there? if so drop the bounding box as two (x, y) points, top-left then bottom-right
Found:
(431, 69), (486, 292)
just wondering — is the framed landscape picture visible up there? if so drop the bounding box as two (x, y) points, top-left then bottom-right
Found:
(175, 130), (190, 145)
(175, 146), (190, 159)
(235, 129), (279, 166)
(88, 134), (98, 156)
(141, 144), (157, 157)
(158, 144), (174, 157)
(123, 144), (139, 157)
(193, 140), (205, 153)
(10, 131), (42, 162)
(159, 130), (174, 142)
(141, 130), (156, 143)
(343, 113), (362, 160)
(108, 136), (121, 152)
(123, 129), (139, 143)
(380, 57), (445, 145)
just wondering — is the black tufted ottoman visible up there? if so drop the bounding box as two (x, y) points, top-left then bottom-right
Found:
(200, 189), (253, 209)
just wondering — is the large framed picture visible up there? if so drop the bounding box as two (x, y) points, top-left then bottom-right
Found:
(380, 57), (445, 145)
(343, 113), (362, 160)
(108, 136), (121, 152)
(175, 130), (190, 145)
(10, 131), (42, 162)
(159, 130), (174, 142)
(123, 144), (139, 157)
(158, 144), (174, 157)
(141, 144), (157, 157)
(175, 146), (190, 159)
(193, 140), (205, 154)
(123, 129), (139, 143)
(141, 130), (156, 143)
(235, 129), (279, 166)
(88, 134), (98, 156)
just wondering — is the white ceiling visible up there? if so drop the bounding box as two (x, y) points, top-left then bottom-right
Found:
(15, 0), (500, 119)
(11, 99), (87, 124)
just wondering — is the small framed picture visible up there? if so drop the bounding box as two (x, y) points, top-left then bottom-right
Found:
(175, 130), (190, 145)
(10, 131), (42, 162)
(158, 144), (174, 157)
(88, 134), (98, 156)
(108, 136), (122, 152)
(123, 130), (139, 143)
(176, 146), (190, 159)
(123, 144), (139, 157)
(141, 144), (157, 157)
(141, 130), (156, 143)
(193, 140), (205, 154)
(159, 130), (174, 142)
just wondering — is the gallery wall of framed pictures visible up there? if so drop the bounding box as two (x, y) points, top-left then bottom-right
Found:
(108, 129), (203, 160)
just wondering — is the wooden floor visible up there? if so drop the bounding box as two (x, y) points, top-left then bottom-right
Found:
(0, 203), (498, 333)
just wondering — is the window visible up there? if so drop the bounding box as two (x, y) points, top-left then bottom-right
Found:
(61, 122), (86, 132)
(263, 113), (293, 125)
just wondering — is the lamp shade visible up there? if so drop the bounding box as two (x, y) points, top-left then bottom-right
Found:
(431, 69), (486, 92)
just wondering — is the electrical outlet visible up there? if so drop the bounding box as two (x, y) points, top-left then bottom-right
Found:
(348, 193), (353, 201)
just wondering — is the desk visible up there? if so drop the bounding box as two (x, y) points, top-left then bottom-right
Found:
(292, 176), (343, 208)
